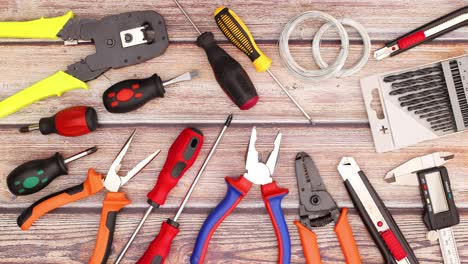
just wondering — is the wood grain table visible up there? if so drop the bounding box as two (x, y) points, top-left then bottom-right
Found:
(0, 1), (467, 263)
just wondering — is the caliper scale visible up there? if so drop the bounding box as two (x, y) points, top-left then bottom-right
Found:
(385, 152), (460, 264)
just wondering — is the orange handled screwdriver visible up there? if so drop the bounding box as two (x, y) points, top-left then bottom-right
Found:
(214, 7), (315, 124)
(136, 115), (232, 264)
(115, 127), (204, 263)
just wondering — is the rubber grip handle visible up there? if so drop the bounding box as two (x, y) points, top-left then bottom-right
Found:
(40, 106), (98, 136)
(294, 221), (322, 264)
(147, 127), (204, 206)
(196, 32), (259, 110)
(89, 192), (130, 264)
(0, 11), (73, 39)
(191, 176), (252, 264)
(102, 74), (165, 113)
(7, 152), (67, 196)
(334, 208), (362, 264)
(261, 181), (291, 264)
(136, 219), (180, 264)
(214, 7), (272, 72)
(17, 168), (104, 230)
(0, 71), (88, 118)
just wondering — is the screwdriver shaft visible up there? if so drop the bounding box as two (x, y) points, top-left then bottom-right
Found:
(63, 146), (98, 164)
(173, 0), (202, 35)
(174, 114), (233, 222)
(19, 124), (39, 133)
(267, 69), (315, 125)
(115, 205), (155, 264)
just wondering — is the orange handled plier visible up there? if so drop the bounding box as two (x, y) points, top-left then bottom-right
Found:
(294, 152), (362, 264)
(17, 130), (160, 264)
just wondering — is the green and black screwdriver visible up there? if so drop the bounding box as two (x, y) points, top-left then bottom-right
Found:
(7, 147), (97, 196)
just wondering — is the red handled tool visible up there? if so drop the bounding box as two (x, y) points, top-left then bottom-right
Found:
(173, 0), (259, 110)
(103, 71), (198, 113)
(294, 152), (361, 264)
(338, 157), (419, 264)
(191, 127), (291, 264)
(17, 130), (160, 264)
(135, 114), (232, 264)
(19, 106), (98, 137)
(7, 147), (97, 196)
(114, 127), (204, 263)
(375, 6), (468, 60)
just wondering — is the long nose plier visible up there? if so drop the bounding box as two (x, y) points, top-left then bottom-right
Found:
(16, 130), (160, 264)
(191, 127), (291, 264)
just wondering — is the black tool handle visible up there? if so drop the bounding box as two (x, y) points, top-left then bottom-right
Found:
(387, 6), (468, 57)
(196, 32), (259, 110)
(103, 74), (165, 113)
(344, 171), (419, 264)
(7, 153), (67, 196)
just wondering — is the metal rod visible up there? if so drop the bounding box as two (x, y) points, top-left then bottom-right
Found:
(266, 69), (315, 125)
(114, 205), (155, 264)
(173, 114), (233, 221)
(173, 0), (202, 35)
(63, 146), (98, 164)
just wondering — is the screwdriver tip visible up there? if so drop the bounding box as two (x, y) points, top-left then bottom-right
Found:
(88, 146), (98, 154)
(189, 70), (199, 79)
(225, 114), (234, 127)
(19, 126), (29, 133)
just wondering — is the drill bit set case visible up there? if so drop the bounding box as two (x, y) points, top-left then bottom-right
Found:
(361, 54), (468, 152)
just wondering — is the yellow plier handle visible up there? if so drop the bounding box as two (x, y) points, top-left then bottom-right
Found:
(0, 71), (88, 118)
(0, 11), (74, 39)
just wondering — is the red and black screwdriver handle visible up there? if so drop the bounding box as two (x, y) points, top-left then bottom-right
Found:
(196, 32), (259, 110)
(40, 106), (98, 136)
(385, 6), (468, 57)
(189, 175), (290, 264)
(146, 127), (204, 207)
(102, 74), (165, 113)
(344, 171), (419, 264)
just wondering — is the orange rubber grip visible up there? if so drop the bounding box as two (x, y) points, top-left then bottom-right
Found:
(334, 208), (362, 264)
(89, 192), (130, 264)
(18, 168), (104, 230)
(294, 220), (322, 264)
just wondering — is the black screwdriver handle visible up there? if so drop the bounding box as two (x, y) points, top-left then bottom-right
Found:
(196, 32), (259, 110)
(7, 153), (67, 196)
(103, 74), (166, 113)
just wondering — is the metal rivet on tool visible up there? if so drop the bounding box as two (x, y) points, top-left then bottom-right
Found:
(124, 33), (133, 43)
(106, 39), (115, 47)
(311, 195), (320, 205)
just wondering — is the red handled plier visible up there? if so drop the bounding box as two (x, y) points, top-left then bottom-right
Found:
(190, 127), (290, 264)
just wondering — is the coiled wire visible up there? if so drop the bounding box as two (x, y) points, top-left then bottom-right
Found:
(279, 11), (371, 81)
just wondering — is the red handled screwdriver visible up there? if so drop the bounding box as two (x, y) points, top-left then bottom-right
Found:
(19, 106), (98, 137)
(136, 114), (232, 264)
(173, 0), (259, 110)
(7, 147), (97, 196)
(114, 127), (204, 263)
(103, 71), (198, 113)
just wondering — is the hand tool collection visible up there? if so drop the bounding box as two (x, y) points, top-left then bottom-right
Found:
(17, 130), (161, 264)
(191, 127), (290, 264)
(2, 2), (467, 264)
(385, 152), (460, 264)
(114, 127), (205, 263)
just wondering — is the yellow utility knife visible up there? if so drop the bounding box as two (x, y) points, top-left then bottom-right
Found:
(0, 11), (169, 118)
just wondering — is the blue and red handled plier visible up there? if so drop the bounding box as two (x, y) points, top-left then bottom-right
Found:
(191, 127), (291, 264)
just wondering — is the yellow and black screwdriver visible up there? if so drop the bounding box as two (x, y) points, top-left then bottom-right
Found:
(173, 0), (259, 110)
(214, 7), (315, 124)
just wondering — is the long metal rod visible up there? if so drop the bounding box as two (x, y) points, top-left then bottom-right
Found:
(267, 69), (315, 125)
(173, 0), (202, 35)
(63, 146), (98, 164)
(114, 206), (154, 264)
(174, 114), (233, 221)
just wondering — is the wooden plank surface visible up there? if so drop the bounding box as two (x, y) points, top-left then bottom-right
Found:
(0, 0), (467, 263)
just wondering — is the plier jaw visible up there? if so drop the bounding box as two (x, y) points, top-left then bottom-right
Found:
(243, 127), (280, 185)
(103, 130), (161, 192)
